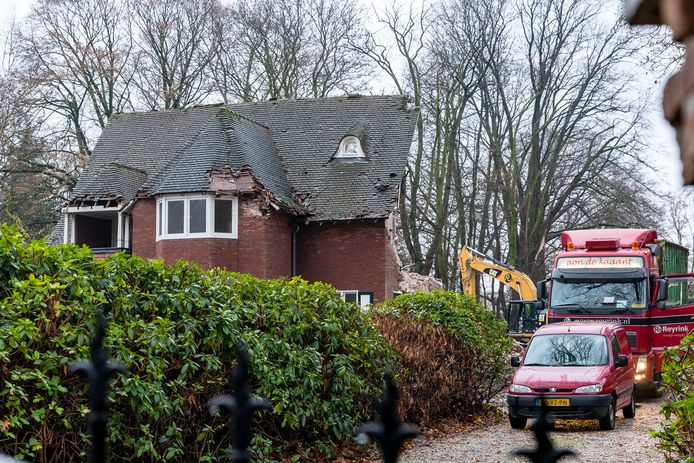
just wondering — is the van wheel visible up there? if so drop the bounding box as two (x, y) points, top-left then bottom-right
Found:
(623, 391), (636, 419)
(509, 416), (527, 430)
(599, 398), (616, 430)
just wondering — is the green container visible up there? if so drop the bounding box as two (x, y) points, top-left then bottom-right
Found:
(657, 240), (689, 275)
(657, 240), (690, 304)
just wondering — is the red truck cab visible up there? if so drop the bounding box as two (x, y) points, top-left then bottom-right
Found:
(539, 229), (694, 394)
(507, 322), (635, 430)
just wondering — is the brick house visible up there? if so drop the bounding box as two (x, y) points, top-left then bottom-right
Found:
(50, 95), (418, 305)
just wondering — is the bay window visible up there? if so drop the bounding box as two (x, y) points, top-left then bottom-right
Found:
(156, 194), (238, 240)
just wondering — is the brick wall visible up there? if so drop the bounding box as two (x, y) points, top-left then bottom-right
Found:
(629, 0), (694, 184)
(129, 196), (292, 278)
(129, 197), (401, 297)
(236, 200), (292, 279)
(131, 199), (156, 258)
(296, 219), (401, 302)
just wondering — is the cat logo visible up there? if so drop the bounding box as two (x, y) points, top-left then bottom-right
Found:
(485, 268), (500, 278)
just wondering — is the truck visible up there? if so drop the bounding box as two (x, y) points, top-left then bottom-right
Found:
(536, 228), (693, 395)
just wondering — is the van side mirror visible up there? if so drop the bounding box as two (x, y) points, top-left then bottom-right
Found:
(511, 356), (521, 367)
(654, 279), (669, 309)
(614, 354), (628, 368)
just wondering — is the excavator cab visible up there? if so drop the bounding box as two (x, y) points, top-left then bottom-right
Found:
(505, 300), (543, 343)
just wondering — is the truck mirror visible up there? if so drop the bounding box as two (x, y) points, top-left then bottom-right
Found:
(655, 279), (669, 308)
(536, 280), (547, 300)
(511, 356), (521, 367)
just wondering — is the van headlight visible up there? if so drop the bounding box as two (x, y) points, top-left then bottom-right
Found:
(575, 384), (602, 393)
(636, 356), (648, 373)
(510, 384), (532, 393)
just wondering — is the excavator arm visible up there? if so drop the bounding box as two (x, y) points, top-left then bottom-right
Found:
(459, 246), (541, 343)
(458, 246), (537, 300)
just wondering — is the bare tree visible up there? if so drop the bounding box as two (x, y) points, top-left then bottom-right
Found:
(210, 0), (369, 102)
(15, 0), (135, 164)
(132, 0), (220, 109)
(358, 0), (660, 303)
(353, 4), (430, 274)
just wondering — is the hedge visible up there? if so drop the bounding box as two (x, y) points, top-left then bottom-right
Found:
(0, 225), (396, 462)
(652, 329), (694, 463)
(371, 290), (512, 424)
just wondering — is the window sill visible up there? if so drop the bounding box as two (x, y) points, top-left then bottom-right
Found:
(333, 157), (368, 164)
(156, 234), (237, 241)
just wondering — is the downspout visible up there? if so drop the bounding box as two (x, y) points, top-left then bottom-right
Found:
(291, 223), (301, 277)
(119, 200), (136, 249)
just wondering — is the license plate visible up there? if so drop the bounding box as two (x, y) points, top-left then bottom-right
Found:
(536, 398), (570, 407)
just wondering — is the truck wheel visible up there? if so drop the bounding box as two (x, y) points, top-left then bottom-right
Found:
(509, 416), (527, 430)
(599, 398), (616, 431)
(623, 391), (636, 419)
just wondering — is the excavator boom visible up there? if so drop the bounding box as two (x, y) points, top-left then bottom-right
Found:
(458, 246), (536, 300)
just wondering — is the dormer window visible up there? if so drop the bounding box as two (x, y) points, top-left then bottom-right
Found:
(335, 136), (366, 160)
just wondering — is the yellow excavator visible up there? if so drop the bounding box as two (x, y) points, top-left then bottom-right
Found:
(458, 246), (543, 342)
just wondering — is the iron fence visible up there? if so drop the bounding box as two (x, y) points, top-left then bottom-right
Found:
(1, 310), (574, 463)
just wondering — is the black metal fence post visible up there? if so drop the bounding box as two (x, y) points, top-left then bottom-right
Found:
(358, 374), (420, 463)
(514, 405), (574, 463)
(209, 343), (271, 463)
(69, 308), (126, 463)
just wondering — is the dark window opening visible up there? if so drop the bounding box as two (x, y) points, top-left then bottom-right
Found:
(167, 200), (184, 234)
(189, 199), (206, 233)
(74, 214), (114, 248)
(214, 199), (233, 234)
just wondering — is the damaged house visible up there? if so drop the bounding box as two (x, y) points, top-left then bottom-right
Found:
(49, 95), (418, 305)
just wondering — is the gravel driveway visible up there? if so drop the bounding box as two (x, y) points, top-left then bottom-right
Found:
(397, 397), (665, 463)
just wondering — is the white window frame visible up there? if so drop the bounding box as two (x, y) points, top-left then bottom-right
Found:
(156, 194), (238, 240)
(338, 290), (373, 309)
(334, 136), (366, 159)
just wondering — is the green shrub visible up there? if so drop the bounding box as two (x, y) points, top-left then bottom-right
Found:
(0, 225), (395, 462)
(371, 290), (512, 424)
(652, 330), (694, 463)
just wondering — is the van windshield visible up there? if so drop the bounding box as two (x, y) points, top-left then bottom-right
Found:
(524, 334), (608, 366)
(550, 279), (647, 313)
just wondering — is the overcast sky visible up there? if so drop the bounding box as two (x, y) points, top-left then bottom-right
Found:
(0, 0), (686, 194)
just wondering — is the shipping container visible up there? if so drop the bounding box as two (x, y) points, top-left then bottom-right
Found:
(657, 240), (690, 303)
(656, 239), (689, 274)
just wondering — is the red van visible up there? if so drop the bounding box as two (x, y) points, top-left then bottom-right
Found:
(507, 322), (636, 430)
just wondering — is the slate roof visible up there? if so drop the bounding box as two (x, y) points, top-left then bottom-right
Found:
(67, 95), (417, 221)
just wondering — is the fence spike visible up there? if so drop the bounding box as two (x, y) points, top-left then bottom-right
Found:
(209, 342), (271, 463)
(69, 307), (126, 463)
(514, 405), (574, 463)
(357, 374), (420, 463)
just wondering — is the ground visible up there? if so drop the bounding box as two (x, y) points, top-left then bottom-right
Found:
(395, 397), (665, 463)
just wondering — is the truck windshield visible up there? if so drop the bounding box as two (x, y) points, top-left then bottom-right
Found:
(550, 279), (647, 313)
(524, 334), (608, 366)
